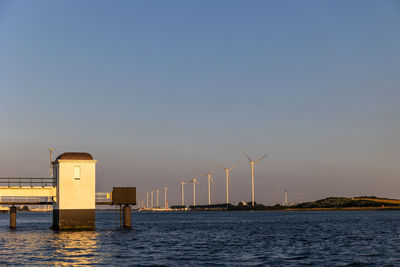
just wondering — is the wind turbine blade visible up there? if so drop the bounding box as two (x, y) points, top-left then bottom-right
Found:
(242, 152), (252, 161)
(219, 164), (226, 169)
(229, 160), (240, 170)
(255, 153), (268, 163)
(210, 176), (214, 183)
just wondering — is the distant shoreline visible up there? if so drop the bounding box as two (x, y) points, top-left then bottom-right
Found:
(4, 196), (400, 213)
(2, 207), (400, 213)
(131, 207), (400, 212)
(272, 207), (400, 211)
(139, 196), (400, 212)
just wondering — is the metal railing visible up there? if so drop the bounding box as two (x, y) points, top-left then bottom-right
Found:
(0, 177), (56, 187)
(96, 192), (112, 204)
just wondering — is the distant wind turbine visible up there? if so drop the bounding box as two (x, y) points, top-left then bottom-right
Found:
(151, 191), (154, 209)
(156, 189), (160, 209)
(188, 177), (199, 206)
(164, 187), (169, 209)
(180, 181), (188, 206)
(201, 169), (215, 205)
(220, 161), (239, 204)
(242, 152), (268, 206)
(284, 190), (288, 206)
(146, 192), (149, 208)
(276, 185), (288, 206)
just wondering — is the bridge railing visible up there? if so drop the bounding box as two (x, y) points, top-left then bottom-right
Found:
(96, 192), (112, 204)
(0, 177), (56, 188)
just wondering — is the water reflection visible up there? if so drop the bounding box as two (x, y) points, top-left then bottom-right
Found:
(52, 231), (99, 265)
(0, 228), (100, 265)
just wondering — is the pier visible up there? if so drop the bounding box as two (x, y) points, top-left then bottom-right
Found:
(0, 176), (113, 228)
(0, 152), (135, 230)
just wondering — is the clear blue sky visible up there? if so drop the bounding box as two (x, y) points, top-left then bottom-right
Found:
(0, 1), (399, 205)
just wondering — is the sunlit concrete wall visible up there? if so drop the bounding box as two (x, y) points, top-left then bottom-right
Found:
(53, 157), (97, 230)
(54, 159), (97, 210)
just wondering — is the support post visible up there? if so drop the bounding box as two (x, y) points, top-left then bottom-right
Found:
(119, 205), (122, 227)
(123, 205), (131, 228)
(10, 206), (16, 229)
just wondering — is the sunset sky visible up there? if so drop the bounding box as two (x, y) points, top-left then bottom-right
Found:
(0, 1), (399, 205)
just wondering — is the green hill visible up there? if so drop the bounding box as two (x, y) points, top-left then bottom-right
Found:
(290, 197), (400, 209)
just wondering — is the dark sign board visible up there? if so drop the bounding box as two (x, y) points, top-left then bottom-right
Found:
(112, 187), (136, 205)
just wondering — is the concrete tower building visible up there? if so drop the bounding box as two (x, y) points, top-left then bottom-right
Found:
(52, 152), (97, 230)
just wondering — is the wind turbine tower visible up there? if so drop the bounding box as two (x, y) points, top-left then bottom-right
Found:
(220, 161), (239, 204)
(242, 152), (268, 206)
(156, 189), (160, 209)
(202, 169), (215, 205)
(284, 190), (288, 206)
(146, 192), (149, 208)
(164, 187), (168, 209)
(151, 191), (154, 209)
(189, 177), (199, 206)
(180, 181), (188, 206)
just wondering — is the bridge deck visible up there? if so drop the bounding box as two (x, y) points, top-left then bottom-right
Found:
(0, 201), (53, 205)
(0, 178), (113, 205)
(0, 186), (56, 197)
(0, 187), (113, 205)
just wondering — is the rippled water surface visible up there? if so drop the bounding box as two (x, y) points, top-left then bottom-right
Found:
(1, 211), (400, 265)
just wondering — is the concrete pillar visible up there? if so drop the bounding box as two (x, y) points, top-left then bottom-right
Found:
(10, 206), (16, 229)
(123, 205), (131, 228)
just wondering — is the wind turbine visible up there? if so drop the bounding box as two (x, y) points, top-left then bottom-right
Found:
(180, 181), (188, 206)
(188, 177), (199, 206)
(242, 152), (268, 206)
(151, 191), (154, 209)
(146, 192), (149, 209)
(284, 190), (288, 206)
(276, 185), (287, 206)
(201, 169), (215, 205)
(164, 187), (169, 209)
(156, 189), (160, 209)
(220, 161), (239, 204)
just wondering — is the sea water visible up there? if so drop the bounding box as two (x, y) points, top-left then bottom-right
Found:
(1, 211), (400, 265)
